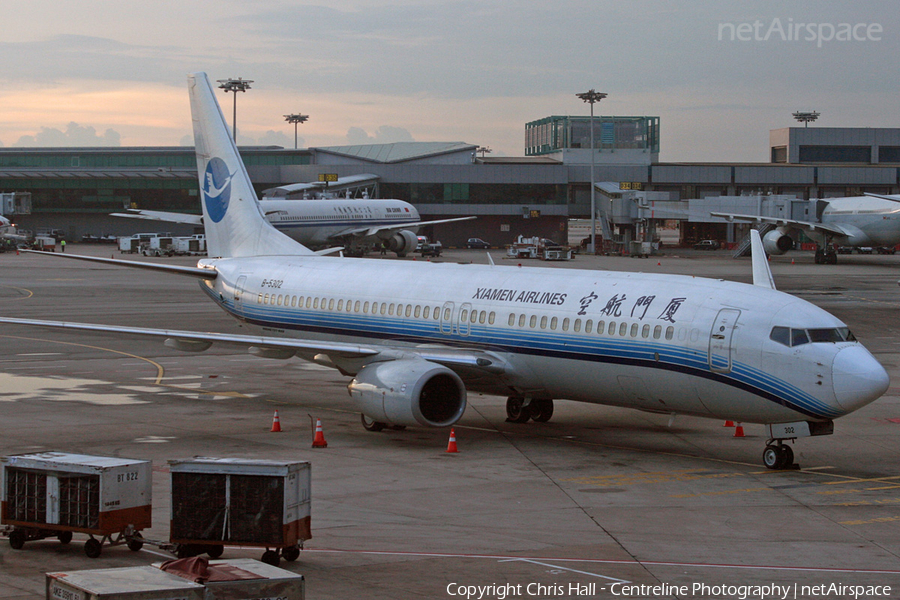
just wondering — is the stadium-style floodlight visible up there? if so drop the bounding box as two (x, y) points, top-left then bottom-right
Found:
(284, 114), (309, 149)
(217, 77), (254, 142)
(792, 111), (820, 128)
(576, 89), (608, 254)
(476, 146), (492, 158)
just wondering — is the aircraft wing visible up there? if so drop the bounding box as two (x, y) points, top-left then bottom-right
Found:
(328, 216), (477, 240)
(0, 316), (508, 374)
(111, 209), (204, 226)
(710, 212), (848, 236)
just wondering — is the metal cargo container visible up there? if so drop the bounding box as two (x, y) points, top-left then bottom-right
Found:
(157, 558), (305, 600)
(167, 457), (311, 567)
(2, 452), (151, 558)
(46, 567), (204, 600)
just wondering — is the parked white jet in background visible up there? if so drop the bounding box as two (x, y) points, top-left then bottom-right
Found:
(113, 195), (473, 257)
(0, 73), (889, 471)
(713, 193), (900, 264)
(0, 215), (27, 242)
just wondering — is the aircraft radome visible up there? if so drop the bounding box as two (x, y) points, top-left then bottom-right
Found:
(0, 72), (889, 471)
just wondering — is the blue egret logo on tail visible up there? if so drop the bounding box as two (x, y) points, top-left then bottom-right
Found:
(202, 157), (235, 223)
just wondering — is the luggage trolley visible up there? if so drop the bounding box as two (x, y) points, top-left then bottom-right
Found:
(168, 457), (311, 567)
(1, 452), (151, 558)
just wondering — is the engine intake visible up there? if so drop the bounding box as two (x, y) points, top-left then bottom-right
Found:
(762, 230), (795, 255)
(383, 229), (419, 257)
(348, 359), (467, 427)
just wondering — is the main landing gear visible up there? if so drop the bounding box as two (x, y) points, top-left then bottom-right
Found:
(505, 397), (554, 423)
(762, 440), (795, 470)
(814, 244), (837, 265)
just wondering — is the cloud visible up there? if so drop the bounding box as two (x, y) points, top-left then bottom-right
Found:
(346, 126), (415, 145)
(258, 129), (293, 147)
(13, 122), (121, 147)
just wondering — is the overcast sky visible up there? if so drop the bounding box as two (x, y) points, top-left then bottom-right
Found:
(0, 0), (895, 161)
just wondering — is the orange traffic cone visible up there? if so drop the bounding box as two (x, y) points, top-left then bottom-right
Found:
(723, 420), (734, 427)
(271, 410), (282, 432)
(446, 428), (458, 453)
(312, 419), (328, 448)
(734, 423), (745, 437)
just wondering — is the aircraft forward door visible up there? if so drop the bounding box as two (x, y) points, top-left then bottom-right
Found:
(709, 308), (740, 373)
(233, 275), (248, 321)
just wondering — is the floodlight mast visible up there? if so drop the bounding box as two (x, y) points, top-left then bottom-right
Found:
(284, 114), (309, 149)
(792, 111), (820, 128)
(476, 146), (492, 158)
(217, 77), (254, 142)
(576, 89), (608, 254)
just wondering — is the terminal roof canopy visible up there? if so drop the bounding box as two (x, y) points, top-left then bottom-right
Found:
(312, 142), (477, 164)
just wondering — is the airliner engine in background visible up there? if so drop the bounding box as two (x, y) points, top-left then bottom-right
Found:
(113, 190), (473, 257)
(1, 72), (889, 472)
(713, 193), (900, 264)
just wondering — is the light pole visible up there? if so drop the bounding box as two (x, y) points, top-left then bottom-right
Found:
(217, 77), (253, 142)
(476, 146), (492, 158)
(284, 114), (309, 149)
(792, 111), (820, 128)
(576, 89), (607, 254)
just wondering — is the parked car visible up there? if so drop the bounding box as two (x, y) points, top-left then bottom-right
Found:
(466, 238), (490, 249)
(856, 246), (874, 254)
(693, 239), (720, 251)
(836, 246), (854, 254)
(877, 246), (897, 255)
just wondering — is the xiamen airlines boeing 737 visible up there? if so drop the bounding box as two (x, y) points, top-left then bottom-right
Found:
(0, 73), (889, 470)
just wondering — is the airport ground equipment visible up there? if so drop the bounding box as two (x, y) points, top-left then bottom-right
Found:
(167, 457), (311, 567)
(1, 452), (151, 558)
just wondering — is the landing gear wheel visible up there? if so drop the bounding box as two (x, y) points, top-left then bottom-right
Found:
(206, 545), (224, 559)
(58, 530), (73, 545)
(763, 445), (791, 470)
(282, 546), (301, 562)
(506, 397), (531, 423)
(779, 444), (794, 468)
(84, 537), (102, 559)
(127, 533), (144, 552)
(261, 549), (280, 567)
(361, 413), (386, 432)
(530, 399), (554, 422)
(9, 528), (26, 550)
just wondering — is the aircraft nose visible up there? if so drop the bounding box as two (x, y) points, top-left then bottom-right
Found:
(832, 346), (890, 413)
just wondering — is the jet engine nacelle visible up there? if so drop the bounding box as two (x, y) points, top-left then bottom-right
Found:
(347, 358), (467, 427)
(384, 229), (419, 256)
(762, 230), (795, 255)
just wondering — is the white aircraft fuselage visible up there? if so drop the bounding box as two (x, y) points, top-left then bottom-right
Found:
(1, 73), (888, 470)
(819, 195), (900, 247)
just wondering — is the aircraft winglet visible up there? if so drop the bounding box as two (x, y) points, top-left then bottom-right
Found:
(750, 229), (775, 290)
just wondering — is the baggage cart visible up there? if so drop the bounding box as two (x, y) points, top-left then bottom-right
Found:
(1, 452), (151, 558)
(46, 566), (204, 600)
(158, 558), (305, 600)
(168, 457), (311, 567)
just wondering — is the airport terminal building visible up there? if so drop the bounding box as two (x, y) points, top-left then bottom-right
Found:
(1, 122), (899, 248)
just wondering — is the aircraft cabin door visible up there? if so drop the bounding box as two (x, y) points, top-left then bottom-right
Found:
(708, 308), (740, 373)
(439, 301), (455, 335)
(234, 275), (248, 321)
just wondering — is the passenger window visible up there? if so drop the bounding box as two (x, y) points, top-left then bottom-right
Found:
(337, 299), (343, 311)
(488, 312), (495, 325)
(306, 297), (312, 308)
(471, 310), (478, 323)
(642, 324), (650, 338)
(442, 307), (450, 320)
(573, 319), (581, 333)
(328, 299), (335, 311)
(406, 305), (412, 318)
(380, 304), (386, 315)
(518, 314), (526, 327)
(550, 317), (558, 330)
(585, 319), (593, 333)
(460, 309), (468, 323)
(630, 323), (638, 337)
(423, 306), (430, 319)
(563, 318), (570, 331)
(665, 326), (674, 340)
(363, 301), (370, 313)
(415, 305), (422, 318)
(313, 298), (319, 309)
(770, 326), (791, 346)
(619, 322), (628, 336)
(508, 314), (516, 326)
(389, 304), (395, 316)
(354, 300), (360, 312)
(540, 316), (548, 329)
(653, 325), (662, 339)
(530, 315), (537, 328)
(258, 294), (262, 304)
(608, 321), (616, 336)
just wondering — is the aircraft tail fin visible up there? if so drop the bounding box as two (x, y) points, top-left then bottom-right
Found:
(750, 228), (776, 290)
(188, 72), (312, 258)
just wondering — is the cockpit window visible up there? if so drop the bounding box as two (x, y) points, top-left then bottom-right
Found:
(770, 326), (856, 347)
